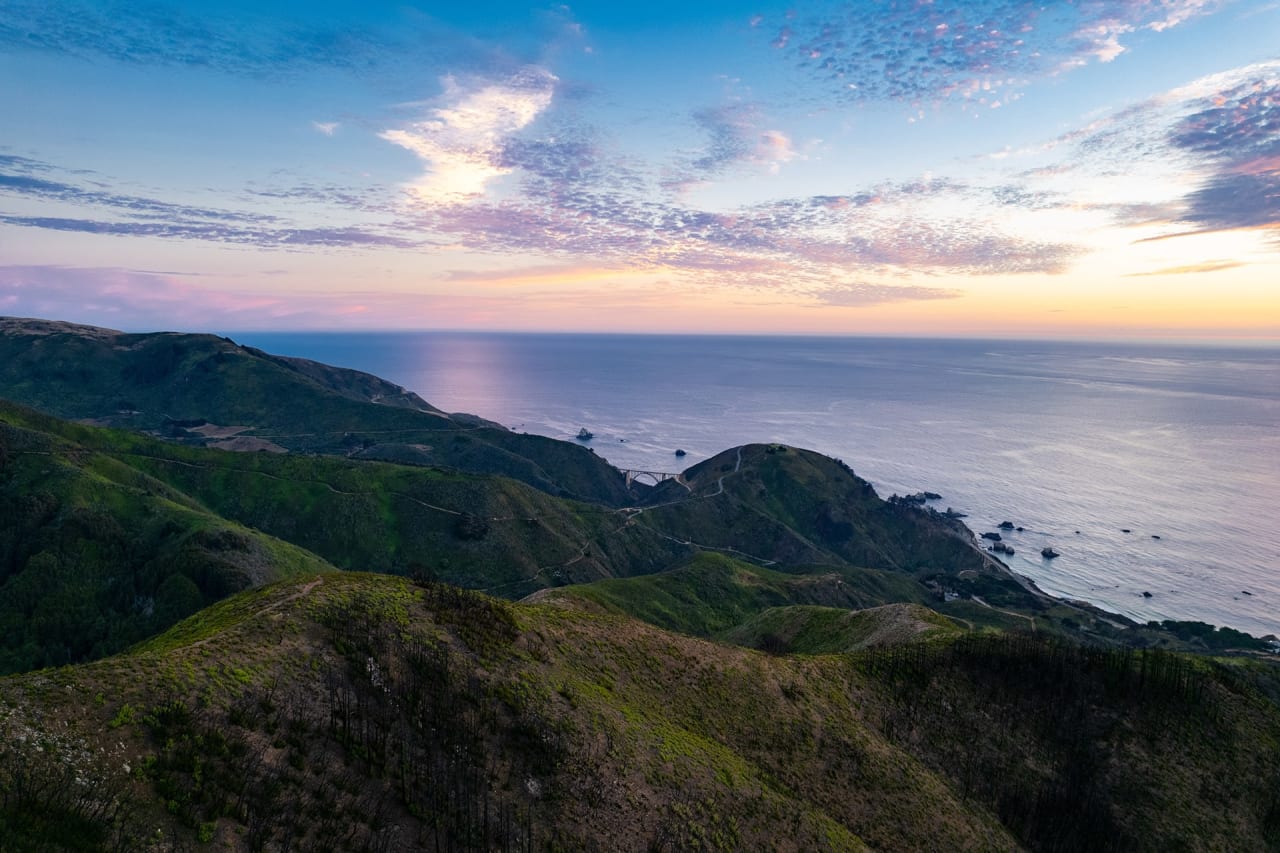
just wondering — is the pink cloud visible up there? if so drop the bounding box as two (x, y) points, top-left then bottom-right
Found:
(0, 266), (434, 330)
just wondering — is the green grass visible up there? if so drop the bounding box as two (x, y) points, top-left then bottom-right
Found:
(550, 553), (868, 637)
(723, 603), (963, 654)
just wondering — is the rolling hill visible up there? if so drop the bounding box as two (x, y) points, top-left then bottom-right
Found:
(1, 572), (1277, 851)
(0, 317), (635, 506)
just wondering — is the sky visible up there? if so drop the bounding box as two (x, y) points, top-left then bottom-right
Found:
(2, 1), (1278, 337)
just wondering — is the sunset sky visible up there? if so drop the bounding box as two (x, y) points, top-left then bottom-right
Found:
(2, 1), (1278, 337)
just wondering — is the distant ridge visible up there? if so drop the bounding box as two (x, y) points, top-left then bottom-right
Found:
(0, 316), (635, 505)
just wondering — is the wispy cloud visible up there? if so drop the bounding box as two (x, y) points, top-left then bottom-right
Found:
(0, 215), (421, 248)
(812, 282), (964, 306)
(416, 176), (1079, 295)
(1125, 260), (1245, 275)
(663, 103), (798, 190)
(443, 263), (623, 284)
(1167, 71), (1280, 236)
(754, 0), (1225, 108)
(0, 265), (434, 329)
(380, 67), (559, 203)
(0, 155), (419, 249)
(1016, 61), (1280, 246)
(0, 265), (287, 328)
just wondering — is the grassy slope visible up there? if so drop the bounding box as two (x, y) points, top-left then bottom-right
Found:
(723, 603), (964, 654)
(0, 397), (684, 591)
(539, 552), (944, 636)
(0, 404), (335, 675)
(2, 573), (1277, 852)
(539, 553), (870, 636)
(0, 574), (1010, 851)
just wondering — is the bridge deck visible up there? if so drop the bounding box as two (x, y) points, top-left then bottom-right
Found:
(620, 468), (683, 487)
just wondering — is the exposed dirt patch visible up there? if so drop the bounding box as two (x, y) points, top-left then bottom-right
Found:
(188, 423), (253, 438)
(208, 436), (288, 453)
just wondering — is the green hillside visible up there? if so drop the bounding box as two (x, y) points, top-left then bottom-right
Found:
(538, 552), (927, 638)
(641, 444), (992, 575)
(0, 403), (335, 674)
(2, 573), (1276, 851)
(724, 603), (964, 654)
(0, 398), (698, 672)
(0, 317), (635, 506)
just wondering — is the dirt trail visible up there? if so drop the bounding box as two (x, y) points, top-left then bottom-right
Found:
(184, 577), (326, 652)
(971, 596), (1037, 631)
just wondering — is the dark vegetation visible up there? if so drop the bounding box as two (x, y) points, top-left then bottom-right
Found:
(857, 633), (1280, 850)
(1151, 619), (1271, 651)
(1, 574), (1278, 851)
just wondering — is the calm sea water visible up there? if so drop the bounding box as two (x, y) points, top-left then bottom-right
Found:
(228, 332), (1280, 637)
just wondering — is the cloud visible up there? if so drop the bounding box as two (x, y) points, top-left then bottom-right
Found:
(443, 263), (622, 284)
(812, 282), (964, 306)
(494, 129), (631, 191)
(0, 264), (692, 332)
(380, 67), (558, 203)
(414, 176), (1080, 295)
(0, 167), (278, 225)
(0, 155), (419, 248)
(0, 215), (421, 248)
(1178, 171), (1280, 233)
(0, 264), (448, 330)
(755, 0), (1224, 107)
(663, 104), (798, 190)
(1026, 61), (1280, 244)
(1164, 71), (1280, 236)
(1170, 75), (1280, 164)
(0, 265), (287, 328)
(1125, 260), (1245, 275)
(311, 121), (340, 136)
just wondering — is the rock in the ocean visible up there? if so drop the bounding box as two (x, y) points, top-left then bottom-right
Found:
(999, 521), (1015, 529)
(1142, 591), (1153, 598)
(1041, 547), (1060, 559)
(674, 448), (686, 457)
(981, 532), (1002, 541)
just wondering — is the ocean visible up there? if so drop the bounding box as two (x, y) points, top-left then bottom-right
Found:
(228, 332), (1280, 638)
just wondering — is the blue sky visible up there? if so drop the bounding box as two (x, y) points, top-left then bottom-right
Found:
(2, 1), (1278, 336)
